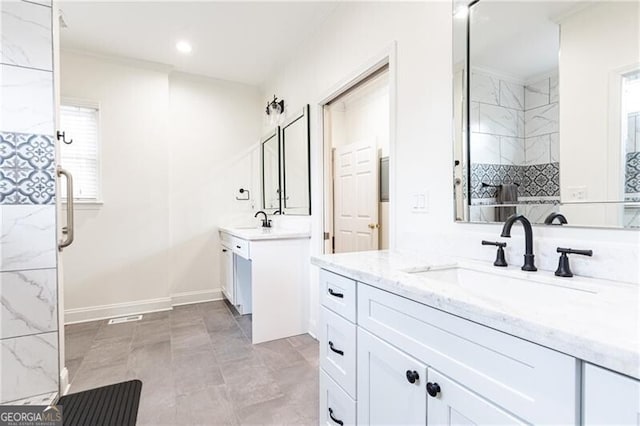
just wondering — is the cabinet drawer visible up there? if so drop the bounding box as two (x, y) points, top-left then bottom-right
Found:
(320, 269), (356, 322)
(320, 370), (356, 426)
(231, 237), (250, 260)
(358, 283), (578, 425)
(583, 364), (640, 425)
(320, 307), (356, 398)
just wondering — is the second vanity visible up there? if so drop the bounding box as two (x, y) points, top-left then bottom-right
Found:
(219, 226), (310, 344)
(312, 251), (640, 425)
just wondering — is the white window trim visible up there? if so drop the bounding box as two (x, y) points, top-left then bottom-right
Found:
(60, 97), (103, 207)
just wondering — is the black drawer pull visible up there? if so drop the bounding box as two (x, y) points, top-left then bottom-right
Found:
(328, 341), (344, 356)
(236, 245), (241, 249)
(222, 249), (227, 252)
(328, 408), (344, 426)
(328, 288), (344, 298)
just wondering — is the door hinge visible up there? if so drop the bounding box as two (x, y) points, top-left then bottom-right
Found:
(324, 232), (330, 240)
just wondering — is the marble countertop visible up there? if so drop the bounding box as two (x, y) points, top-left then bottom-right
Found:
(311, 250), (640, 379)
(219, 226), (311, 241)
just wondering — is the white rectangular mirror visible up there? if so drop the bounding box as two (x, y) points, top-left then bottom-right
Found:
(281, 105), (311, 215)
(453, 0), (640, 228)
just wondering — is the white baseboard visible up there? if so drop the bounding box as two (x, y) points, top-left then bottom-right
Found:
(171, 289), (222, 307)
(64, 288), (222, 324)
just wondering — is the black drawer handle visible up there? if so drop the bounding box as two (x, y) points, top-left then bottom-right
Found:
(328, 288), (344, 298)
(328, 341), (344, 356)
(236, 245), (241, 249)
(328, 408), (344, 426)
(427, 382), (441, 397)
(222, 249), (227, 252)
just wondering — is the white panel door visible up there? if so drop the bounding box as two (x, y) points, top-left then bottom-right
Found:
(357, 328), (427, 426)
(426, 369), (526, 426)
(583, 364), (640, 425)
(333, 142), (379, 253)
(220, 245), (234, 304)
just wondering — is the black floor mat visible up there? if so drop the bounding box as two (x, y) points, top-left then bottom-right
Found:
(57, 380), (142, 426)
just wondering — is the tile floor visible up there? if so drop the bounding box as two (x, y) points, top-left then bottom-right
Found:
(64, 300), (319, 425)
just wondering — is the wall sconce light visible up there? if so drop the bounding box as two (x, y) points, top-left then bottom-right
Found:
(266, 95), (285, 117)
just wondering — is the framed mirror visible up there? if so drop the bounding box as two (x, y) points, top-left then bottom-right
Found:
(453, 0), (640, 229)
(260, 105), (311, 215)
(281, 105), (311, 215)
(261, 128), (281, 211)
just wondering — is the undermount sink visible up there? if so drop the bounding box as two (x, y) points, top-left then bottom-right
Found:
(406, 265), (600, 297)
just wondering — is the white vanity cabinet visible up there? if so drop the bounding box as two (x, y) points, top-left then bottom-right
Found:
(426, 368), (525, 425)
(219, 227), (310, 344)
(357, 328), (427, 426)
(318, 268), (585, 426)
(583, 364), (640, 425)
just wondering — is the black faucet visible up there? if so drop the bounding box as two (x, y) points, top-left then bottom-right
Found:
(500, 214), (537, 271)
(254, 211), (271, 228)
(544, 212), (568, 225)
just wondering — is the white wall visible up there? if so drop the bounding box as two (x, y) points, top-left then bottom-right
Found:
(60, 51), (263, 320)
(168, 72), (263, 296)
(261, 2), (639, 335)
(60, 51), (172, 314)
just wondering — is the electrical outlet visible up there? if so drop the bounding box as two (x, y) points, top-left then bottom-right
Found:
(567, 186), (587, 201)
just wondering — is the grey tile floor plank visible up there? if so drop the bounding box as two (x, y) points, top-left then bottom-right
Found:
(64, 300), (319, 425)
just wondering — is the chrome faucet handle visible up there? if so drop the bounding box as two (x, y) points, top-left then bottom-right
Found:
(555, 247), (593, 278)
(481, 240), (508, 267)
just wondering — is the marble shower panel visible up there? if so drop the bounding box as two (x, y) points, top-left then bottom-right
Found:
(0, 332), (58, 403)
(0, 1), (52, 70)
(1, 268), (57, 339)
(0, 0), (59, 404)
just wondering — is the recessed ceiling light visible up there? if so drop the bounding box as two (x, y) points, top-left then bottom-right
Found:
(176, 40), (192, 54)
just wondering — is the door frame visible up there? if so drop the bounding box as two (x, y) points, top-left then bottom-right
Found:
(317, 42), (398, 254)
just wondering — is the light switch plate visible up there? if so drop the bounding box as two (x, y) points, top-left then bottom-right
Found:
(411, 191), (429, 213)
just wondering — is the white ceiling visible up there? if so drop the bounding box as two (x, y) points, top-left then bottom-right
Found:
(59, 1), (339, 86)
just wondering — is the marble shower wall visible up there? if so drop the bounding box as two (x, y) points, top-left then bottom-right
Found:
(0, 0), (59, 404)
(469, 70), (560, 223)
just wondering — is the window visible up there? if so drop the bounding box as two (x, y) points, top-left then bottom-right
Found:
(60, 102), (101, 202)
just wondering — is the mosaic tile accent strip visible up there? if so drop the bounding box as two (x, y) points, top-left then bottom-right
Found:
(521, 163), (559, 197)
(0, 132), (55, 205)
(626, 151), (640, 194)
(470, 162), (559, 200)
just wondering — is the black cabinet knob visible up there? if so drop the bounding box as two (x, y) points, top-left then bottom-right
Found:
(427, 382), (441, 397)
(406, 370), (419, 384)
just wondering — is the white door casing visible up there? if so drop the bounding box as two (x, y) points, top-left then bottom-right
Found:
(333, 141), (379, 253)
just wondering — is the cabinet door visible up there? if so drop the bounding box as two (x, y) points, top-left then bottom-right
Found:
(583, 364), (640, 425)
(357, 328), (427, 426)
(220, 246), (234, 304)
(426, 369), (525, 426)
